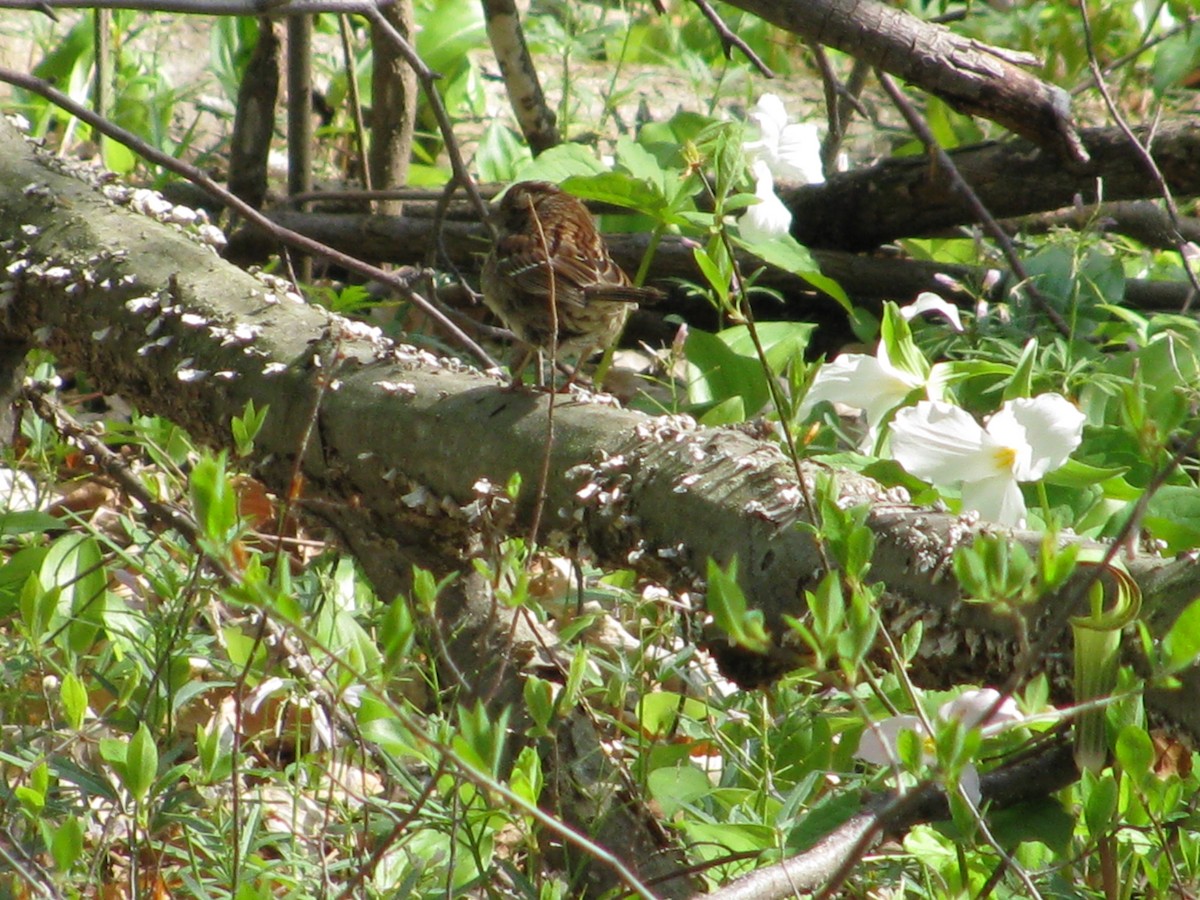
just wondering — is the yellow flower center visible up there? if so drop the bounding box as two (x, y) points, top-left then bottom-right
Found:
(993, 445), (1017, 472)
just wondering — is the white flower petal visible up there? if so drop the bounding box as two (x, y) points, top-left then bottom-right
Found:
(901, 292), (964, 332)
(748, 93), (788, 139)
(961, 473), (1027, 526)
(993, 394), (1085, 480)
(890, 402), (1002, 485)
(855, 715), (925, 765)
(774, 121), (825, 185)
(800, 353), (921, 449)
(745, 94), (824, 185)
(939, 688), (1022, 729)
(739, 161), (793, 242)
(959, 764), (982, 806)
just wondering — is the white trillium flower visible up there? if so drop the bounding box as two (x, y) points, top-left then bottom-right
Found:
(744, 93), (825, 185)
(900, 291), (965, 332)
(890, 394), (1085, 527)
(856, 688), (1023, 805)
(798, 338), (927, 451)
(739, 159), (793, 243)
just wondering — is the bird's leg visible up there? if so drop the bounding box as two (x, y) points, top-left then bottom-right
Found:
(503, 345), (536, 391)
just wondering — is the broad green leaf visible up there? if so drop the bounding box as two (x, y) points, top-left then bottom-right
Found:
(706, 557), (770, 654)
(476, 121), (531, 184)
(648, 764), (712, 818)
(718, 322), (815, 375)
(512, 143), (607, 185)
(685, 328), (768, 416)
(1145, 485), (1200, 554)
(60, 672), (88, 731)
(562, 171), (665, 217)
(50, 816), (84, 872)
(1162, 596), (1200, 673)
(41, 534), (107, 654)
(614, 134), (666, 193)
(698, 395), (746, 426)
(125, 723), (158, 802)
(416, 0), (485, 75)
(1115, 725), (1154, 783)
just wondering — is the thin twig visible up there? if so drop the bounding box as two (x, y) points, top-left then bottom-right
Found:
(337, 13), (373, 192)
(689, 0), (774, 77)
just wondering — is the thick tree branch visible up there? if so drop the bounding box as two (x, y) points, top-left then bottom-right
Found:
(785, 123), (1200, 251)
(722, 0), (1086, 163)
(222, 208), (1200, 324)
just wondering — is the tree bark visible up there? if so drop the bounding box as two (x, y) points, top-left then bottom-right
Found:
(783, 123), (1200, 251)
(227, 18), (279, 211)
(723, 0), (1086, 163)
(369, 0), (419, 214)
(482, 0), (560, 153)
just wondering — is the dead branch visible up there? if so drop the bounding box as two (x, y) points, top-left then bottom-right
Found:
(482, 0), (560, 154)
(723, 0), (1086, 163)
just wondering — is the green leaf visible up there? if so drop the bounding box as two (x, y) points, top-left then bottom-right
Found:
(697, 395), (746, 426)
(648, 764), (712, 818)
(231, 399), (269, 457)
(1002, 338), (1037, 401)
(692, 246), (730, 306)
(717, 322), (816, 376)
(512, 143), (607, 185)
(685, 328), (768, 418)
(415, 0), (486, 75)
(19, 574), (56, 643)
(637, 692), (709, 738)
(125, 723), (158, 802)
(189, 453), (238, 548)
(50, 816), (84, 872)
(988, 797), (1074, 853)
(60, 671), (88, 731)
(510, 745), (543, 807)
(1162, 596), (1200, 673)
(1115, 725), (1154, 783)
(733, 235), (852, 313)
(41, 534), (107, 654)
(614, 135), (666, 193)
(878, 302), (930, 381)
(562, 170), (666, 218)
(0, 510), (63, 536)
(1082, 771), (1119, 835)
(476, 122), (531, 184)
(358, 708), (419, 759)
(523, 675), (555, 734)
(706, 557), (770, 654)
(1145, 485), (1200, 554)
(1043, 459), (1135, 495)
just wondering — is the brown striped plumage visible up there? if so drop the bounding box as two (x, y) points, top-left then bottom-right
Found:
(481, 181), (663, 379)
